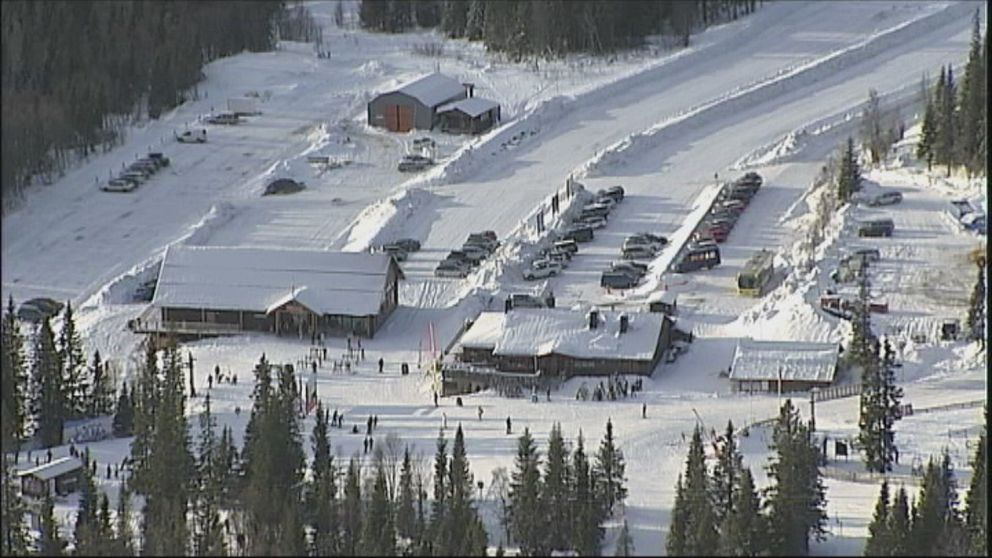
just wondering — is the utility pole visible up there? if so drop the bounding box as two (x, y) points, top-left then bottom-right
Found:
(188, 351), (197, 399)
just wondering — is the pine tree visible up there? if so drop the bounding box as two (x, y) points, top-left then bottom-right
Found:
(765, 399), (827, 556)
(675, 425), (718, 555)
(38, 493), (66, 556)
(837, 137), (862, 202)
(112, 382), (134, 437)
(958, 11), (986, 175)
(887, 486), (911, 557)
(859, 340), (890, 474)
(341, 458), (363, 556)
(1, 454), (29, 556)
(571, 430), (604, 556)
(129, 340), (160, 491)
(848, 270), (876, 369)
(864, 480), (891, 556)
(93, 492), (116, 555)
(510, 427), (546, 555)
(308, 404), (339, 556)
(861, 89), (888, 164)
(1, 296), (28, 454)
(710, 420), (742, 527)
(963, 409), (987, 556)
(396, 446), (416, 541)
(57, 300), (88, 420)
(717, 467), (766, 556)
(543, 422), (572, 552)
(362, 463), (396, 556)
(114, 480), (135, 556)
(32, 317), (65, 448)
(909, 452), (966, 556)
(429, 428), (448, 552)
(965, 264), (986, 343)
(935, 65), (958, 176)
(73, 459), (99, 555)
(439, 0), (468, 37)
(917, 90), (937, 171)
(615, 519), (635, 556)
(193, 394), (226, 556)
(88, 350), (115, 417)
(464, 0), (486, 40)
(667, 473), (689, 556)
(443, 424), (486, 555)
(139, 345), (193, 556)
(594, 418), (627, 517)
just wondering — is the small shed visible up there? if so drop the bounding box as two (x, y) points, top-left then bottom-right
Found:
(438, 97), (501, 134)
(368, 73), (467, 132)
(729, 338), (839, 393)
(18, 457), (84, 499)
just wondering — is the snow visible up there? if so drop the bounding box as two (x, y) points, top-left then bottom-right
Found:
(2, 0), (987, 555)
(391, 72), (467, 108)
(437, 97), (500, 117)
(152, 245), (395, 315)
(17, 457), (84, 482)
(729, 339), (840, 383)
(459, 308), (665, 361)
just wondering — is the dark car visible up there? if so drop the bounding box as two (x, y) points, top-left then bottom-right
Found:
(392, 238), (422, 252)
(562, 225), (594, 243)
(735, 172), (763, 188)
(597, 185), (625, 203)
(264, 178), (305, 196)
(673, 244), (721, 273)
(858, 219), (894, 238)
(601, 271), (638, 289)
(552, 239), (579, 254)
(147, 152), (171, 168)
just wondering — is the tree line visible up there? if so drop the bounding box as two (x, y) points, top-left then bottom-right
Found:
(667, 399), (826, 556)
(863, 408), (987, 557)
(2, 338), (631, 556)
(916, 12), (987, 177)
(0, 1), (283, 211)
(2, 297), (116, 455)
(358, 0), (762, 60)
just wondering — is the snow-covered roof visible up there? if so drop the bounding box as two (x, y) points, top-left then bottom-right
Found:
(729, 338), (839, 383)
(395, 73), (466, 108)
(437, 97), (500, 117)
(647, 290), (677, 305)
(18, 457), (83, 481)
(152, 246), (399, 316)
(459, 308), (666, 361)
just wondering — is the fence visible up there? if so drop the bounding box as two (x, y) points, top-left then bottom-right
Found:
(813, 382), (862, 402)
(910, 399), (985, 416)
(820, 464), (922, 487)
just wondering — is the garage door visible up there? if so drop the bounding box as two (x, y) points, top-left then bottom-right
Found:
(383, 105), (414, 132)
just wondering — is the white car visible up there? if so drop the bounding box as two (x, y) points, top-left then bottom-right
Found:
(578, 215), (608, 229)
(177, 129), (207, 143)
(101, 178), (137, 193)
(623, 237), (663, 252)
(622, 245), (657, 260)
(523, 260), (563, 280)
(435, 261), (470, 278)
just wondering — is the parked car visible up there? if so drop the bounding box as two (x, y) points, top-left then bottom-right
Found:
(600, 185), (625, 202)
(735, 172), (763, 188)
(607, 266), (644, 282)
(577, 214), (608, 229)
(207, 112), (240, 125)
(562, 225), (594, 243)
(147, 152), (171, 167)
(623, 237), (663, 252)
(696, 223), (729, 243)
(630, 232), (668, 246)
(119, 171), (148, 184)
(102, 178), (137, 193)
(435, 261), (470, 278)
(509, 294), (549, 309)
(622, 245), (657, 260)
(380, 244), (408, 262)
(398, 154), (434, 172)
(542, 250), (571, 266)
(464, 234), (498, 252)
(177, 129), (207, 143)
(125, 164), (155, 178)
(601, 271), (638, 289)
(581, 202), (612, 217)
(867, 191), (903, 207)
(392, 238), (422, 252)
(611, 261), (649, 276)
(672, 244), (721, 273)
(592, 195), (617, 208)
(961, 213), (987, 234)
(263, 178), (305, 196)
(858, 218), (895, 238)
(714, 199), (747, 214)
(524, 260), (563, 280)
(448, 249), (485, 264)
(476, 230), (498, 242)
(553, 239), (579, 255)
(460, 244), (491, 261)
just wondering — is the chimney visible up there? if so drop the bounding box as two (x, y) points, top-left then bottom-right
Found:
(462, 82), (475, 98)
(588, 310), (599, 330)
(505, 297), (513, 313)
(619, 314), (629, 334)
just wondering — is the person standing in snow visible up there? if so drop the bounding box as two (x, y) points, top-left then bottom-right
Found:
(478, 406), (484, 420)
(434, 392), (439, 407)
(642, 403), (647, 419)
(442, 413), (448, 430)
(378, 357), (384, 373)
(506, 417), (512, 435)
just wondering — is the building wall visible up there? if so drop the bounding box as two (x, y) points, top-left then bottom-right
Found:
(368, 91), (467, 131)
(731, 378), (832, 393)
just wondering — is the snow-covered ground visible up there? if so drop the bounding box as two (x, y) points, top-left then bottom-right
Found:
(3, 0), (987, 555)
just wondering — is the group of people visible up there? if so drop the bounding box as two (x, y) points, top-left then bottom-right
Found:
(210, 365), (237, 390)
(576, 375), (643, 402)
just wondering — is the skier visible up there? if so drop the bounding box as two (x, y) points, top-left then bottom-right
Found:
(332, 409), (338, 427)
(363, 437), (368, 454)
(546, 387), (551, 401)
(362, 347), (366, 361)
(378, 357), (384, 373)
(506, 417), (512, 435)
(443, 412), (448, 430)
(367, 415), (373, 435)
(478, 406), (484, 421)
(642, 403), (647, 419)
(373, 415), (378, 429)
(434, 392), (439, 407)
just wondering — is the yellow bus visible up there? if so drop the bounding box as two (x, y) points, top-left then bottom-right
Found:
(736, 250), (775, 296)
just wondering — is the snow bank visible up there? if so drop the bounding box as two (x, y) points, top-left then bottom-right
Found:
(579, 0), (972, 178)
